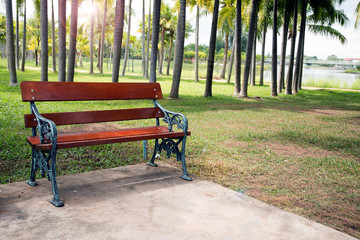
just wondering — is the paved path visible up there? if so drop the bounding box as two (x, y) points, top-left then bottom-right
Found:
(0, 164), (356, 240)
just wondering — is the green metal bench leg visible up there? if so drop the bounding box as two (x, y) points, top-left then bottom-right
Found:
(143, 140), (148, 161)
(49, 151), (64, 207)
(27, 148), (38, 187)
(146, 139), (159, 167)
(179, 136), (192, 181)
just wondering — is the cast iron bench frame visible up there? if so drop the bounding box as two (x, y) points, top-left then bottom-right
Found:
(20, 81), (192, 207)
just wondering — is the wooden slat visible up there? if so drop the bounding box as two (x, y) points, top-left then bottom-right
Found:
(24, 107), (165, 128)
(27, 126), (191, 150)
(20, 81), (163, 101)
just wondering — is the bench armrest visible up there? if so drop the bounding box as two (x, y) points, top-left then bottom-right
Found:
(154, 100), (188, 134)
(30, 102), (58, 148)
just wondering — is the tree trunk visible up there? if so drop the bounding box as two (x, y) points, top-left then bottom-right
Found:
(149, 0), (161, 83)
(21, 0), (27, 72)
(293, 0), (307, 94)
(121, 0), (132, 76)
(100, 0), (108, 74)
(159, 27), (165, 74)
(219, 33), (229, 79)
(204, 0), (220, 97)
(16, 4), (20, 70)
(234, 1), (241, 95)
(51, 0), (57, 73)
(58, 0), (66, 82)
(145, 0), (151, 79)
(271, 0), (278, 97)
(259, 18), (267, 86)
(40, 0), (48, 82)
(194, 5), (200, 82)
(142, 0), (146, 76)
(240, 0), (258, 97)
(90, 0), (94, 74)
(169, 0), (186, 99)
(227, 32), (236, 84)
(5, 0), (17, 86)
(66, 0), (79, 82)
(112, 0), (125, 82)
(250, 26), (257, 86)
(285, 0), (298, 95)
(278, 9), (289, 93)
(166, 33), (174, 75)
(298, 31), (306, 90)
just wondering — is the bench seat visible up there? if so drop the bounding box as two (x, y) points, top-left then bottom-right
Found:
(27, 126), (191, 150)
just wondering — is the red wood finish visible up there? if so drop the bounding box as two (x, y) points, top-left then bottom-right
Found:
(27, 126), (191, 150)
(20, 82), (163, 101)
(24, 107), (165, 128)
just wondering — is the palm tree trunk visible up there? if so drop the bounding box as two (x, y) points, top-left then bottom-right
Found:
(194, 5), (200, 82)
(271, 0), (278, 97)
(58, 0), (66, 82)
(112, 0), (125, 82)
(66, 0), (78, 82)
(204, 0), (220, 97)
(234, 1), (241, 95)
(16, 4), (20, 70)
(285, 0), (298, 95)
(240, 0), (258, 97)
(90, 0), (94, 74)
(145, 0), (151, 79)
(260, 18), (267, 86)
(51, 0), (57, 73)
(169, 0), (186, 98)
(142, 0), (146, 76)
(121, 0), (132, 76)
(298, 31), (306, 90)
(227, 32), (236, 84)
(166, 33), (174, 75)
(40, 0), (48, 82)
(278, 9), (289, 93)
(21, 0), (27, 72)
(159, 28), (165, 74)
(250, 25), (257, 86)
(293, 0), (307, 94)
(100, 0), (108, 74)
(5, 0), (17, 86)
(149, 0), (161, 83)
(219, 33), (229, 79)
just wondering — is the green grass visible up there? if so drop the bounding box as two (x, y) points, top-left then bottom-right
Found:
(1, 58), (360, 238)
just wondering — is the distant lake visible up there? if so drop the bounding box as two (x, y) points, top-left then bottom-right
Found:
(264, 66), (360, 90)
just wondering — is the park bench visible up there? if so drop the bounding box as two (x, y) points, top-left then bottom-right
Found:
(20, 81), (192, 207)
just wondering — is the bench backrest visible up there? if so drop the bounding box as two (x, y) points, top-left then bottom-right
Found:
(20, 82), (165, 128)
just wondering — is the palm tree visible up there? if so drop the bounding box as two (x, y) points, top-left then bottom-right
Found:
(166, 15), (177, 75)
(21, 0), (27, 72)
(51, 0), (56, 73)
(278, 0), (290, 93)
(89, 0), (94, 74)
(112, 0), (125, 82)
(204, 0), (220, 97)
(169, 0), (186, 99)
(100, 0), (108, 74)
(40, 0), (48, 82)
(250, 22), (257, 86)
(285, 0), (298, 95)
(271, 0), (277, 97)
(5, 0), (17, 86)
(121, 0), (132, 76)
(16, 0), (24, 70)
(66, 0), (79, 82)
(149, 0), (161, 83)
(234, 0), (241, 95)
(58, 0), (66, 82)
(239, 0), (258, 97)
(145, 0), (151, 79)
(259, 0), (271, 86)
(142, 0), (146, 76)
(356, 1), (360, 28)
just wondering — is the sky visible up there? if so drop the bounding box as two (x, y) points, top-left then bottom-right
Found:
(2, 0), (359, 60)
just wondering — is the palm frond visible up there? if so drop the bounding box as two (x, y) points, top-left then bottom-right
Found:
(355, 1), (360, 28)
(308, 24), (347, 44)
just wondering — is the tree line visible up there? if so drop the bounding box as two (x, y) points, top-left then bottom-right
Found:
(4, 0), (360, 98)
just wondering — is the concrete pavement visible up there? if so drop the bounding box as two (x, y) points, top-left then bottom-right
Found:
(0, 163), (356, 240)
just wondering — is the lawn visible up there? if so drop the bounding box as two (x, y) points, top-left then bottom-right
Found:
(0, 58), (359, 238)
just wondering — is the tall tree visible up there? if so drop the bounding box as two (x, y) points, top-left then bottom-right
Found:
(145, 0), (151, 79)
(58, 0), (66, 82)
(239, 0), (258, 97)
(204, 0), (220, 97)
(158, 3), (173, 74)
(5, 0), (18, 86)
(112, 0), (125, 82)
(285, 0), (298, 95)
(100, 0), (108, 74)
(16, 0), (23, 70)
(66, 0), (79, 82)
(271, 0), (277, 96)
(250, 23), (257, 86)
(90, 0), (94, 74)
(169, 0), (186, 98)
(278, 1), (290, 93)
(40, 0), (48, 82)
(234, 0), (241, 95)
(21, 0), (27, 72)
(149, 0), (161, 83)
(121, 0), (132, 76)
(51, 0), (56, 72)
(142, 0), (146, 76)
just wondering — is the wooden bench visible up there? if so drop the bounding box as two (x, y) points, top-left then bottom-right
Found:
(20, 81), (192, 207)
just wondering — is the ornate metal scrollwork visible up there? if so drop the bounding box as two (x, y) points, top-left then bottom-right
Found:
(158, 138), (182, 161)
(153, 100), (188, 133)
